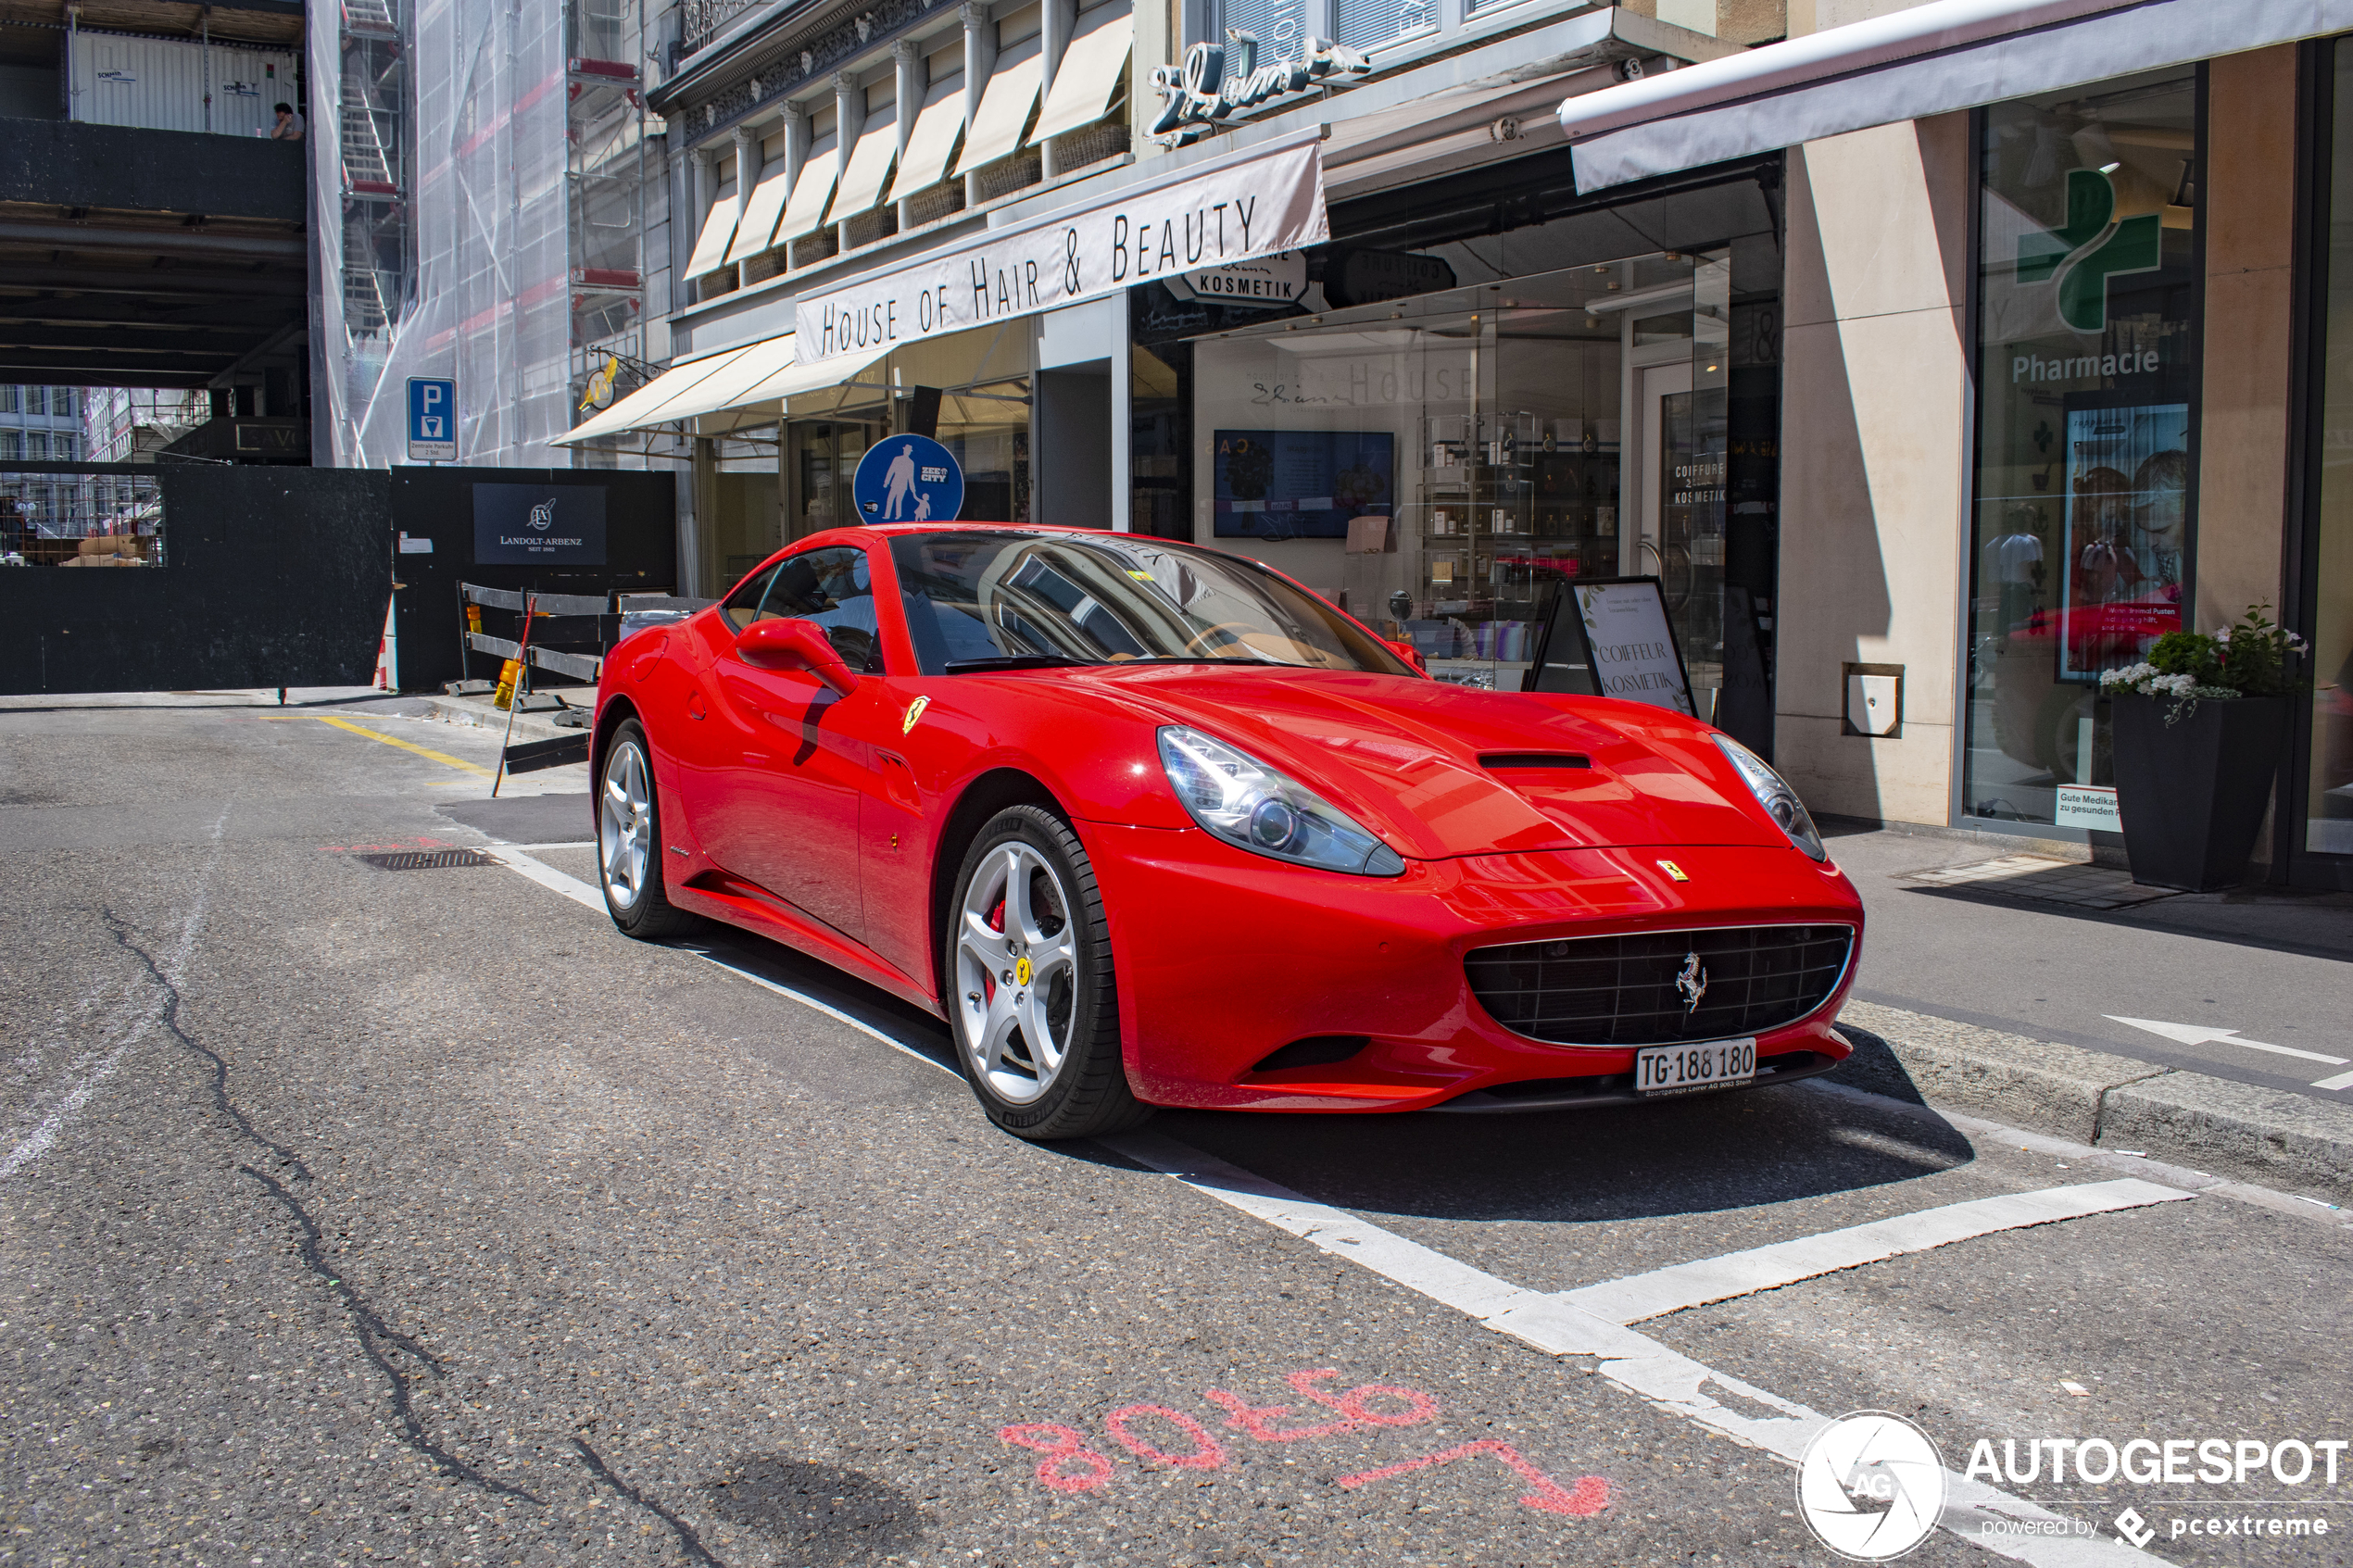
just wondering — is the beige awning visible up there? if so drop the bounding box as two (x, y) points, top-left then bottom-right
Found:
(725, 163), (796, 263)
(832, 113), (901, 221)
(695, 341), (894, 433)
(1031, 9), (1133, 143)
(954, 43), (1041, 175)
(683, 182), (740, 279)
(554, 346), (754, 445)
(650, 334), (799, 422)
(895, 82), (967, 197)
(773, 156), (840, 245)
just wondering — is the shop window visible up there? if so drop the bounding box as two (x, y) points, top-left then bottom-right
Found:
(2302, 41), (2353, 859)
(1965, 68), (2198, 833)
(1331, 0), (1432, 53)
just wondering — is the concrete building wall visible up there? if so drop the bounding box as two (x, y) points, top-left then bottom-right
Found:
(1774, 111), (1973, 825)
(2196, 44), (2301, 633)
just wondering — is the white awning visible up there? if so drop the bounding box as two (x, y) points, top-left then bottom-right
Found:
(554, 346), (754, 445)
(1031, 8), (1133, 143)
(683, 181), (739, 279)
(556, 339), (899, 443)
(955, 42), (1042, 175)
(896, 82), (968, 196)
(650, 334), (799, 422)
(725, 163), (795, 264)
(1559, 0), (2353, 193)
(833, 112), (901, 220)
(773, 156), (840, 245)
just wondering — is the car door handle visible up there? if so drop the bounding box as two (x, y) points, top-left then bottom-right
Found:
(687, 692), (707, 721)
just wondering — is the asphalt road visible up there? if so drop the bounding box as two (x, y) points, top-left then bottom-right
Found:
(4, 695), (2349, 1567)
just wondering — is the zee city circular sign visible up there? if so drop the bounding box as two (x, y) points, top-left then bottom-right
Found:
(853, 434), (963, 523)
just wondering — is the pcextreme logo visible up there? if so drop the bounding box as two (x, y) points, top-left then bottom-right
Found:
(2018, 167), (2161, 332)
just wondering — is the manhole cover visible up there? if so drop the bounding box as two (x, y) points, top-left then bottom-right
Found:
(355, 848), (501, 872)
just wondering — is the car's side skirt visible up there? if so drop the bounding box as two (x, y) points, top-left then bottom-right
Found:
(670, 873), (944, 1020)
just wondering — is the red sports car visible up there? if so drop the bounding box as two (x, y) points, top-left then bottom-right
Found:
(591, 524), (1863, 1139)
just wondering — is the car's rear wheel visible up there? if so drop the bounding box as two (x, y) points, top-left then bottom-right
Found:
(948, 806), (1147, 1140)
(599, 720), (698, 939)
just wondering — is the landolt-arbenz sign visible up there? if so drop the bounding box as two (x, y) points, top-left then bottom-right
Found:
(1148, 31), (1373, 145)
(796, 129), (1329, 361)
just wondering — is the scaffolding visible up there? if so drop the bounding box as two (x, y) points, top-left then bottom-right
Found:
(311, 0), (653, 469)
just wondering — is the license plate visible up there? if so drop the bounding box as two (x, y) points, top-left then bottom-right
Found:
(1634, 1038), (1756, 1096)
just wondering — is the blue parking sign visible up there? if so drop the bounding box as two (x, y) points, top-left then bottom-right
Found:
(407, 377), (457, 462)
(852, 434), (963, 523)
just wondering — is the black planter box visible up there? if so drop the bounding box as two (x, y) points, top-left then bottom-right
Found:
(2109, 693), (2287, 892)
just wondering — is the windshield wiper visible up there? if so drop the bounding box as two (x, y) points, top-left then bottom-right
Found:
(943, 654), (1102, 672)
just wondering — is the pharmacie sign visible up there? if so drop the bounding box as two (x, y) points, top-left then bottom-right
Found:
(796, 129), (1328, 361)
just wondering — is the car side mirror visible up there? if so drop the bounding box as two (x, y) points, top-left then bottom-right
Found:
(734, 617), (858, 696)
(1385, 638), (1427, 675)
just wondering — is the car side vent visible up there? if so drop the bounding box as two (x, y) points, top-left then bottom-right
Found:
(1250, 1035), (1371, 1074)
(1479, 753), (1591, 771)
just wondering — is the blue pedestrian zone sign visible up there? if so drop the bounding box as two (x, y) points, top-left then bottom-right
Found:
(407, 377), (457, 462)
(853, 433), (963, 523)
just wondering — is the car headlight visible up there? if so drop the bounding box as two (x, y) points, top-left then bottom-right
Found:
(1156, 725), (1406, 877)
(1712, 734), (1826, 861)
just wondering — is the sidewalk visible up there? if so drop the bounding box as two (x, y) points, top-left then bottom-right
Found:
(1824, 824), (2353, 1207)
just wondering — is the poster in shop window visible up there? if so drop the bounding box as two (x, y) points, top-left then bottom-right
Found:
(1211, 429), (1391, 540)
(2056, 398), (2186, 682)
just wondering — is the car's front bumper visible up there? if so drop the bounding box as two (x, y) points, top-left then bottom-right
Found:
(1080, 823), (1864, 1113)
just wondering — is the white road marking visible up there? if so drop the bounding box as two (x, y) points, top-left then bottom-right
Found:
(3, 809), (228, 1182)
(1104, 1129), (2169, 1566)
(1561, 1180), (2194, 1324)
(482, 847), (957, 1077)
(2105, 1015), (2346, 1066)
(478, 852), (2183, 1561)
(483, 846), (606, 913)
(2310, 1068), (2353, 1092)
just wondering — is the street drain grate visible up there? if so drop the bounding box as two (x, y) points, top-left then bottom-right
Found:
(355, 848), (502, 872)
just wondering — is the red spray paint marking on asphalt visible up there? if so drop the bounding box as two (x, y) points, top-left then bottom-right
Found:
(1102, 1405), (1227, 1470)
(996, 1365), (1607, 1519)
(997, 1424), (1114, 1494)
(1337, 1439), (1611, 1516)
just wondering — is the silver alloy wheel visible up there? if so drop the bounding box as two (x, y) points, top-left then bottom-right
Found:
(954, 840), (1078, 1104)
(599, 739), (653, 911)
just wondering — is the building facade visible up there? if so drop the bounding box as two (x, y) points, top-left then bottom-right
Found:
(560, 0), (2353, 893)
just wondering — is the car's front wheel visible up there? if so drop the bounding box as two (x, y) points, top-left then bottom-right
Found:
(599, 719), (698, 939)
(947, 806), (1147, 1140)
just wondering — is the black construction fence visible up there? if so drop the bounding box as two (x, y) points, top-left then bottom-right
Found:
(0, 463), (674, 697)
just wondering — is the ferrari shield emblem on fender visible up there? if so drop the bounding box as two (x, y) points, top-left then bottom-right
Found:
(1656, 859), (1690, 882)
(901, 696), (930, 734)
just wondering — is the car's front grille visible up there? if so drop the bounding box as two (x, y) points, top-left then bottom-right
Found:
(1464, 924), (1854, 1047)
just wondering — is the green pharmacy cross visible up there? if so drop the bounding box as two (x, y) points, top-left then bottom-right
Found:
(2018, 167), (2162, 332)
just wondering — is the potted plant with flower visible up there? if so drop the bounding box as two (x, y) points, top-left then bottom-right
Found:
(2099, 605), (2309, 891)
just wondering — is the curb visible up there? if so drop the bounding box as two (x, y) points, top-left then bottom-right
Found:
(414, 692), (578, 746)
(1831, 999), (2353, 1206)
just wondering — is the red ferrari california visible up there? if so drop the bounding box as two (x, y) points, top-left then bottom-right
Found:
(591, 524), (1863, 1139)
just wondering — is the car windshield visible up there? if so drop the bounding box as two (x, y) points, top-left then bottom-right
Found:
(888, 532), (1414, 677)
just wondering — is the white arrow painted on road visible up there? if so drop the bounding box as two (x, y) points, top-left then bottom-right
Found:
(2105, 1016), (2352, 1090)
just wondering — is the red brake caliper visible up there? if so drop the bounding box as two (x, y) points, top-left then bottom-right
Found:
(980, 895), (1006, 1003)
